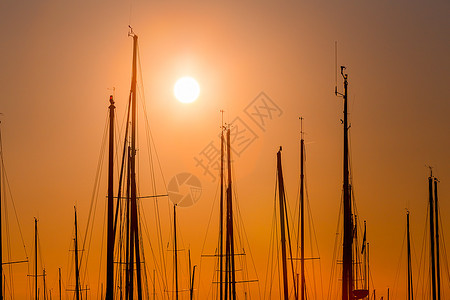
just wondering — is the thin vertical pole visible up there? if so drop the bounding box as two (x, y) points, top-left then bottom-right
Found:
(277, 148), (289, 300)
(367, 243), (370, 300)
(125, 147), (131, 299)
(74, 207), (80, 300)
(43, 269), (46, 300)
(129, 31), (143, 300)
(190, 250), (196, 300)
(114, 93), (131, 298)
(35, 218), (38, 300)
(434, 179), (440, 300)
(300, 117), (305, 300)
(340, 67), (353, 300)
(191, 266), (197, 300)
(106, 95), (115, 299)
(174, 205), (178, 300)
(428, 175), (436, 300)
(363, 221), (367, 292)
(354, 215), (358, 290)
(226, 129), (236, 300)
(219, 110), (224, 300)
(59, 268), (61, 300)
(0, 128), (2, 300)
(189, 250), (192, 300)
(407, 212), (413, 300)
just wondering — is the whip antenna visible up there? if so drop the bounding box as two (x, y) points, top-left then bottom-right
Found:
(335, 41), (338, 95)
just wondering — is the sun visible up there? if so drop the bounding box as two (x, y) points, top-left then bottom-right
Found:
(174, 77), (200, 103)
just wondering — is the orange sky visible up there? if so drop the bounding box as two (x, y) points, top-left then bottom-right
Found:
(0, 0), (449, 299)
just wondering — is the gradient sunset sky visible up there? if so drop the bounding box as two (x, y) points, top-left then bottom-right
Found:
(0, 0), (449, 299)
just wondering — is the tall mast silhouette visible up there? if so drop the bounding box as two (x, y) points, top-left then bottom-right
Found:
(0, 128), (2, 300)
(106, 94), (115, 298)
(174, 204), (179, 300)
(74, 207), (80, 300)
(126, 28), (143, 300)
(299, 118), (305, 300)
(336, 66), (352, 300)
(225, 128), (236, 300)
(35, 218), (38, 300)
(277, 148), (289, 300)
(434, 178), (441, 300)
(219, 111), (225, 300)
(428, 171), (436, 300)
(406, 212), (413, 300)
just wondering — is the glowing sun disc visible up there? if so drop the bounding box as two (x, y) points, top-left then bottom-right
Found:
(174, 77), (200, 103)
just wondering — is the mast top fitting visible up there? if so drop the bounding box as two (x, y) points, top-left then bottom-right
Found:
(128, 25), (135, 37)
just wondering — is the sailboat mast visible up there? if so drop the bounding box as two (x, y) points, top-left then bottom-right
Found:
(227, 128), (236, 300)
(43, 269), (46, 300)
(340, 66), (353, 300)
(434, 178), (440, 300)
(59, 268), (62, 300)
(189, 249), (196, 300)
(354, 215), (358, 289)
(406, 211), (413, 300)
(74, 207), (80, 300)
(219, 111), (224, 300)
(128, 30), (143, 300)
(0, 129), (2, 300)
(174, 204), (178, 300)
(300, 118), (305, 300)
(106, 95), (115, 299)
(125, 147), (132, 299)
(226, 128), (237, 300)
(42, 268), (47, 300)
(428, 174), (436, 300)
(367, 243), (370, 300)
(35, 217), (38, 300)
(363, 220), (367, 292)
(276, 148), (289, 300)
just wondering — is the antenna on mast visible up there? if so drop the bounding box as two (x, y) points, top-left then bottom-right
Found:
(220, 109), (225, 130)
(426, 165), (433, 178)
(128, 25), (135, 37)
(341, 66), (347, 79)
(107, 87), (116, 100)
(335, 41), (338, 95)
(299, 116), (304, 140)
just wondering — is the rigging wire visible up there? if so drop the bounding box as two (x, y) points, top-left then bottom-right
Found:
(197, 178), (219, 300)
(0, 128), (29, 260)
(414, 205), (429, 299)
(263, 168), (280, 299)
(305, 175), (325, 299)
(136, 43), (171, 296)
(65, 224), (75, 298)
(73, 109), (108, 298)
(95, 199), (108, 299)
(229, 142), (260, 298)
(391, 218), (407, 299)
(437, 202), (450, 296)
(232, 183), (261, 298)
(327, 191), (342, 300)
(291, 134), (325, 300)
